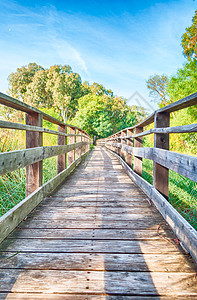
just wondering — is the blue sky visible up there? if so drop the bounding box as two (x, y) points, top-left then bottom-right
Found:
(0, 0), (196, 111)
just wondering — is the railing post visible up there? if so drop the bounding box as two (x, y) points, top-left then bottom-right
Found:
(117, 133), (121, 156)
(76, 129), (81, 158)
(26, 112), (43, 196)
(120, 131), (125, 160)
(57, 125), (66, 174)
(68, 126), (75, 165)
(153, 112), (170, 199)
(126, 129), (133, 168)
(85, 134), (88, 153)
(133, 127), (143, 176)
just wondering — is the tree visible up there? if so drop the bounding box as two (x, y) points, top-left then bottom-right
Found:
(7, 63), (87, 122)
(8, 63), (44, 101)
(25, 69), (52, 108)
(167, 60), (197, 102)
(45, 65), (85, 122)
(73, 93), (145, 138)
(146, 74), (170, 107)
(181, 10), (197, 60)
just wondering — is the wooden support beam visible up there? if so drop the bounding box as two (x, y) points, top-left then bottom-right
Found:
(120, 131), (126, 160)
(153, 112), (170, 199)
(133, 127), (143, 176)
(126, 129), (133, 168)
(68, 127), (75, 165)
(117, 133), (121, 156)
(76, 130), (81, 158)
(26, 112), (43, 196)
(57, 125), (66, 174)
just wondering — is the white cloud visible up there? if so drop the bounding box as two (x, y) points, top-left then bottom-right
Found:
(51, 38), (88, 74)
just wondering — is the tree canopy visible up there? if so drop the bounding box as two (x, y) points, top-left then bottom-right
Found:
(181, 10), (197, 60)
(73, 94), (146, 138)
(6, 62), (147, 138)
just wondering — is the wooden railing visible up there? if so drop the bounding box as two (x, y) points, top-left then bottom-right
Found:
(103, 92), (197, 263)
(0, 92), (92, 244)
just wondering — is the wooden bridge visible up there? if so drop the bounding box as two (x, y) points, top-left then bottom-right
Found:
(0, 91), (197, 299)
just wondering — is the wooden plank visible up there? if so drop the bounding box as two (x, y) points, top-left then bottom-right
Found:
(0, 142), (87, 176)
(29, 206), (158, 216)
(57, 125), (66, 173)
(0, 239), (182, 254)
(0, 295), (195, 300)
(37, 201), (152, 208)
(0, 269), (196, 295)
(153, 112), (170, 199)
(0, 151), (90, 244)
(8, 228), (174, 240)
(0, 252), (196, 272)
(18, 218), (168, 230)
(106, 147), (197, 263)
(26, 212), (161, 221)
(26, 112), (43, 196)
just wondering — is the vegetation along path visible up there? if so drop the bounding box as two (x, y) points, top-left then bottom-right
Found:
(0, 147), (196, 299)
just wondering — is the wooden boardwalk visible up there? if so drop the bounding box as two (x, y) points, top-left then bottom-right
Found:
(0, 147), (196, 299)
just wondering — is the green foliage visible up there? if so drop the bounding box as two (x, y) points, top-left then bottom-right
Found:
(72, 94), (146, 138)
(167, 60), (197, 101)
(166, 60), (197, 154)
(7, 62), (147, 135)
(8, 63), (44, 100)
(7, 63), (86, 122)
(181, 10), (197, 60)
(142, 159), (197, 230)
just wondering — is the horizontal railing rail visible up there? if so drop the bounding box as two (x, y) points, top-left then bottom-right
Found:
(102, 92), (197, 263)
(0, 92), (92, 244)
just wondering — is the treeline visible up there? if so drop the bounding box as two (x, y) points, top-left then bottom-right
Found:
(4, 64), (146, 138)
(146, 10), (197, 154)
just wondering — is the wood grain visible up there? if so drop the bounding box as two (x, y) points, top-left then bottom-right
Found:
(0, 147), (196, 298)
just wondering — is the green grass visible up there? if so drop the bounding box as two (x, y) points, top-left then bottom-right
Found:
(142, 158), (197, 230)
(0, 157), (57, 217)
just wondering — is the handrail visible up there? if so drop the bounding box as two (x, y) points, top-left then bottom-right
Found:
(107, 92), (197, 137)
(0, 92), (92, 245)
(0, 92), (89, 135)
(102, 92), (197, 263)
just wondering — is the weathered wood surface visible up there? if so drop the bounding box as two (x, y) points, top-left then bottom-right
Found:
(106, 92), (197, 136)
(110, 143), (197, 182)
(0, 151), (90, 245)
(26, 112), (43, 196)
(106, 146), (197, 263)
(0, 120), (89, 138)
(0, 295), (196, 300)
(0, 92), (90, 134)
(0, 142), (87, 176)
(153, 111), (170, 199)
(0, 147), (196, 298)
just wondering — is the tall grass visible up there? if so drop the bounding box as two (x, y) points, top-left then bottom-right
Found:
(0, 126), (58, 217)
(142, 158), (197, 230)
